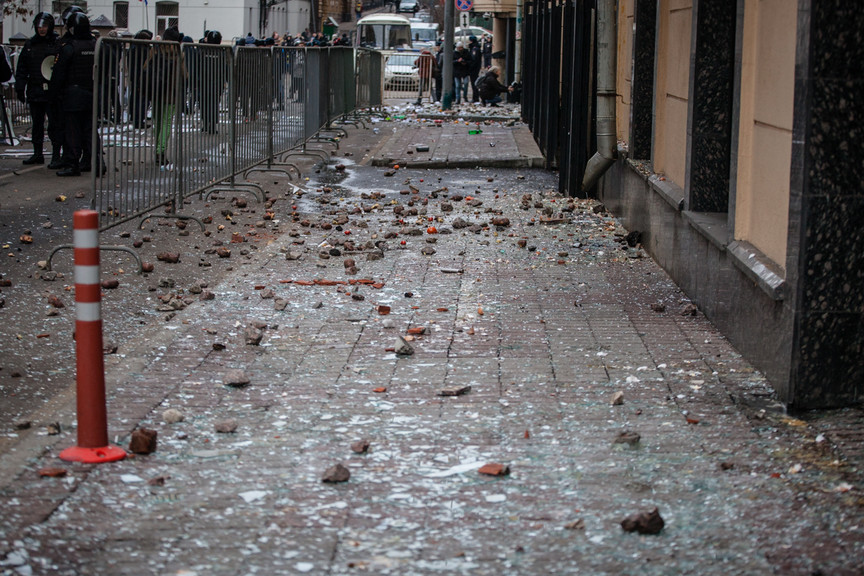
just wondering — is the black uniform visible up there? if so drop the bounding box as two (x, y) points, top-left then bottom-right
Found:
(15, 15), (61, 165)
(49, 16), (97, 176)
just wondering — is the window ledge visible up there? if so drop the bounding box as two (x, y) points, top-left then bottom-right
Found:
(727, 241), (787, 301)
(682, 211), (728, 251)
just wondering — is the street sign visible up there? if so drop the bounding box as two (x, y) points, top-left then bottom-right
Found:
(460, 11), (470, 28)
(455, 0), (472, 11)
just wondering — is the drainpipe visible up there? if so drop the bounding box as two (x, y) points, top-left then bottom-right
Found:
(581, 0), (617, 194)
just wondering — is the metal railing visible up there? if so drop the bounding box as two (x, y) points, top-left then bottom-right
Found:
(80, 40), (380, 232)
(522, 0), (595, 196)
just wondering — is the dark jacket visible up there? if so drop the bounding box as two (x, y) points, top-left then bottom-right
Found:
(15, 31), (60, 102)
(453, 48), (470, 78)
(476, 70), (509, 101)
(49, 35), (97, 111)
(467, 41), (482, 74)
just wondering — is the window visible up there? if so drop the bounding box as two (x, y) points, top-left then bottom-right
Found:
(155, 1), (179, 37)
(114, 1), (129, 29)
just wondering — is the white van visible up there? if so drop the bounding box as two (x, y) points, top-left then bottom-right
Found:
(410, 22), (439, 49)
(356, 14), (414, 50)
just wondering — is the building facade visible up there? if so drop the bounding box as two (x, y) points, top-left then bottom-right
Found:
(530, 0), (862, 409)
(2, 0), (313, 43)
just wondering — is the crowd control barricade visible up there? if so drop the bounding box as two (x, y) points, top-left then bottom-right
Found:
(381, 51), (431, 103)
(93, 37), (204, 230)
(80, 38), (384, 236)
(1, 45), (30, 145)
(355, 48), (384, 111)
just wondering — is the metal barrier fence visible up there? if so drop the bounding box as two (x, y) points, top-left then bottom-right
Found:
(84, 40), (376, 231)
(2, 45), (31, 145)
(355, 48), (383, 110)
(381, 51), (434, 104)
(522, 0), (595, 196)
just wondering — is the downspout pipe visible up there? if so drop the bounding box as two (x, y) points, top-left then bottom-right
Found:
(581, 0), (617, 194)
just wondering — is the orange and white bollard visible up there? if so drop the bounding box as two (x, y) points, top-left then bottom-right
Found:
(59, 210), (126, 463)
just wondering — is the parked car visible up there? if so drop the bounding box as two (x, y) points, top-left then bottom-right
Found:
(384, 53), (420, 91)
(398, 0), (420, 14)
(447, 26), (493, 46)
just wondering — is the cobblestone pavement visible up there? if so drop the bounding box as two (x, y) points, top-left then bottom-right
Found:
(1, 115), (863, 575)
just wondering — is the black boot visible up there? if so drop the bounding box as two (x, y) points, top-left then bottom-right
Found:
(57, 167), (81, 177)
(23, 153), (44, 165)
(47, 152), (64, 170)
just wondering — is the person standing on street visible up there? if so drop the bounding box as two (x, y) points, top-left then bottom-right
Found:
(15, 12), (61, 167)
(49, 12), (97, 177)
(453, 42), (470, 105)
(144, 26), (186, 166)
(467, 35), (482, 103)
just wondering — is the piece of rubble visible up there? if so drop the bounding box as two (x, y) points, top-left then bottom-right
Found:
(322, 463), (351, 483)
(613, 430), (641, 446)
(650, 302), (666, 313)
(245, 325), (264, 346)
(156, 252), (180, 263)
(162, 408), (184, 424)
(351, 439), (371, 454)
(224, 369), (250, 388)
(101, 278), (120, 289)
(214, 419), (238, 433)
(611, 391), (625, 406)
(478, 463), (510, 476)
(680, 303), (698, 316)
(564, 518), (585, 530)
(394, 336), (414, 356)
(439, 385), (471, 397)
(621, 507), (664, 535)
(129, 428), (158, 454)
(39, 467), (68, 478)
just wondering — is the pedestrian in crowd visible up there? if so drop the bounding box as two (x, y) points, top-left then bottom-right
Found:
(144, 25), (186, 166)
(433, 42), (443, 103)
(199, 30), (224, 134)
(482, 34), (492, 68)
(97, 30), (123, 126)
(413, 49), (437, 105)
(14, 12), (61, 167)
(452, 41), (470, 105)
(245, 32), (256, 45)
(467, 35), (482, 103)
(475, 65), (512, 107)
(128, 29), (153, 129)
(48, 12), (98, 176)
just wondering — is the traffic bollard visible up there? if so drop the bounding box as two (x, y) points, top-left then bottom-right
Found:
(59, 210), (126, 463)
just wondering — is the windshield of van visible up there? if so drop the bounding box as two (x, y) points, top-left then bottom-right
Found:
(358, 22), (413, 49)
(412, 28), (437, 43)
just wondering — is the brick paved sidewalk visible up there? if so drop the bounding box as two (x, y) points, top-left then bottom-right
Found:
(1, 119), (862, 575)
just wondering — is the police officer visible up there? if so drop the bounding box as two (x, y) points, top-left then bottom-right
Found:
(15, 12), (61, 166)
(49, 12), (98, 177)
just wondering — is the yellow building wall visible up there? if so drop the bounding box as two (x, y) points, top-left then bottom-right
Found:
(653, 0), (691, 186)
(734, 0), (795, 268)
(618, 0), (634, 144)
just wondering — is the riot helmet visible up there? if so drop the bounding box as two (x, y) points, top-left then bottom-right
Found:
(60, 5), (84, 25)
(34, 12), (55, 34)
(66, 12), (91, 38)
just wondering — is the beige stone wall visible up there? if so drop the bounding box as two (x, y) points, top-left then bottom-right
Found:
(653, 0), (692, 186)
(618, 0), (634, 144)
(734, 0), (795, 268)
